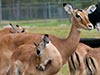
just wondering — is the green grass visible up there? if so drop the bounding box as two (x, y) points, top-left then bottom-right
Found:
(1, 19), (100, 75)
(1, 19), (70, 27)
(28, 26), (100, 38)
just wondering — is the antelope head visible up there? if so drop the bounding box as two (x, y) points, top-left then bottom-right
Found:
(35, 34), (50, 56)
(9, 23), (27, 33)
(34, 34), (52, 71)
(63, 3), (94, 31)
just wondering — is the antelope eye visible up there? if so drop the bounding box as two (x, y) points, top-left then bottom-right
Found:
(76, 14), (81, 18)
(36, 49), (41, 56)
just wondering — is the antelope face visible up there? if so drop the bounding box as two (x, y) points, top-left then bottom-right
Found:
(15, 25), (26, 33)
(35, 43), (44, 56)
(35, 34), (52, 71)
(35, 34), (50, 56)
(63, 3), (93, 30)
(9, 23), (28, 33)
(34, 42), (46, 70)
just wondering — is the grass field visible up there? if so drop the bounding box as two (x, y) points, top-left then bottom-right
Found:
(1, 19), (100, 75)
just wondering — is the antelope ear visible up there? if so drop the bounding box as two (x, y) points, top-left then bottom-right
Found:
(9, 23), (14, 28)
(34, 42), (39, 47)
(87, 5), (96, 14)
(42, 34), (50, 44)
(16, 25), (19, 27)
(63, 3), (73, 14)
(9, 23), (17, 32)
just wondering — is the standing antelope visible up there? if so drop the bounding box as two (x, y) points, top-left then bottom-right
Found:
(8, 34), (62, 75)
(0, 3), (93, 75)
(68, 3), (100, 75)
(84, 48), (100, 75)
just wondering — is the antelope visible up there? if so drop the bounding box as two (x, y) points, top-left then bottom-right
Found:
(68, 4), (100, 75)
(0, 23), (26, 37)
(9, 23), (27, 33)
(84, 48), (100, 75)
(8, 34), (62, 75)
(0, 23), (27, 75)
(0, 3), (93, 75)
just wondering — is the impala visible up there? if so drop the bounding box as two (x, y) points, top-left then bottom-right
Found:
(0, 23), (26, 37)
(68, 4), (100, 75)
(0, 23), (27, 75)
(8, 34), (62, 75)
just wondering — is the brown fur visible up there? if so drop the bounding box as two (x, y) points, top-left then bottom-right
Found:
(84, 48), (100, 75)
(68, 42), (100, 75)
(36, 41), (62, 74)
(0, 25), (27, 75)
(10, 39), (62, 75)
(68, 43), (93, 75)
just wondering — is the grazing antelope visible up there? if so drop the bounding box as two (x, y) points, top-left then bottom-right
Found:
(0, 3), (93, 75)
(8, 34), (62, 75)
(68, 4), (100, 75)
(84, 48), (100, 75)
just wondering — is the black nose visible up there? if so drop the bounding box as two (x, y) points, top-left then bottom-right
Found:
(63, 3), (67, 7)
(36, 49), (40, 55)
(89, 25), (92, 28)
(88, 25), (93, 29)
(38, 66), (44, 71)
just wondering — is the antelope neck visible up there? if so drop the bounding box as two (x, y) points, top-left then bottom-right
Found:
(62, 23), (81, 64)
